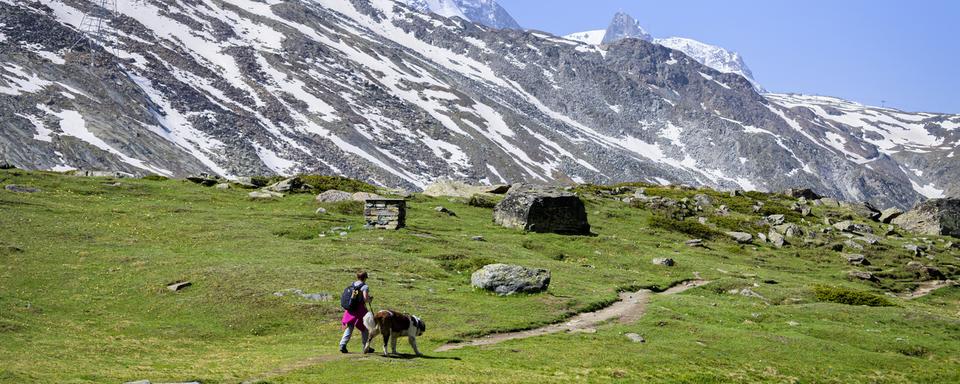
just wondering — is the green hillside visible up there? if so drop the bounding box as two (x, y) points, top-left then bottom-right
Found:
(0, 169), (957, 383)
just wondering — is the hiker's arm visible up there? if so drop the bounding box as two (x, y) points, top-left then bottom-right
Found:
(363, 291), (372, 306)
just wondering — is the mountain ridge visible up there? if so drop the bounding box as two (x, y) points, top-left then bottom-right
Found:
(0, 0), (957, 209)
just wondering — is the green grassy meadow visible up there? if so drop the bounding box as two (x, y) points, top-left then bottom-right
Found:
(0, 170), (958, 383)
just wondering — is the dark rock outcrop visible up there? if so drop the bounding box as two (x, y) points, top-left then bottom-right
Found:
(892, 198), (960, 237)
(493, 185), (590, 235)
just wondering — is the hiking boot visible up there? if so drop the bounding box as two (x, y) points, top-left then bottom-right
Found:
(339, 345), (348, 354)
(363, 346), (375, 354)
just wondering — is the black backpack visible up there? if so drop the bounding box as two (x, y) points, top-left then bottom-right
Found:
(340, 283), (365, 310)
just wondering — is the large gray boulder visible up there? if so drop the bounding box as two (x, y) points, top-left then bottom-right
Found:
(471, 264), (551, 295)
(493, 185), (590, 235)
(878, 208), (904, 224)
(726, 231), (753, 244)
(265, 177), (303, 193)
(423, 180), (510, 198)
(892, 198), (960, 237)
(316, 189), (353, 203)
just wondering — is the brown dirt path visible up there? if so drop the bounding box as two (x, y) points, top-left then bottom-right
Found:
(435, 279), (710, 352)
(900, 280), (956, 300)
(242, 279), (710, 382)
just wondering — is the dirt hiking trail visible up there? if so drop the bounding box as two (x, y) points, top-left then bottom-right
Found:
(435, 279), (710, 352)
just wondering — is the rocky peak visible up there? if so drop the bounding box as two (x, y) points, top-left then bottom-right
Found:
(602, 12), (652, 44)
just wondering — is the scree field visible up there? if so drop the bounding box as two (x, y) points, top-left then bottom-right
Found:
(0, 170), (958, 383)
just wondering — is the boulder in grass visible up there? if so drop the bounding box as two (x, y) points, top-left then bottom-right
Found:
(845, 254), (869, 266)
(249, 190), (283, 199)
(848, 270), (879, 283)
(726, 232), (753, 244)
(878, 208), (904, 224)
(316, 189), (352, 203)
(352, 191), (382, 202)
(493, 185), (590, 235)
(783, 188), (822, 200)
(892, 198), (960, 237)
(652, 258), (675, 266)
(906, 261), (945, 281)
(765, 214), (785, 226)
(768, 230), (787, 248)
(471, 264), (550, 296)
(265, 177), (303, 193)
(4, 184), (40, 193)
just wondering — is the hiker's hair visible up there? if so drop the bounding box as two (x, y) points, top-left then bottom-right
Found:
(357, 271), (368, 281)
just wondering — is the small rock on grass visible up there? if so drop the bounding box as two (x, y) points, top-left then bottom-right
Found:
(166, 281), (191, 292)
(315, 207), (327, 215)
(471, 236), (486, 241)
(652, 258), (675, 266)
(625, 333), (646, 343)
(4, 184), (40, 193)
(685, 239), (704, 247)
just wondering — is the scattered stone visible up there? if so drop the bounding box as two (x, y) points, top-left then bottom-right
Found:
(698, 217), (709, 225)
(316, 189), (352, 203)
(693, 194), (713, 208)
(471, 264), (551, 295)
(758, 232), (768, 243)
(848, 270), (879, 283)
(787, 321), (800, 327)
(859, 234), (881, 245)
(75, 170), (134, 178)
(783, 188), (822, 200)
(231, 177), (258, 189)
(652, 258), (675, 266)
(843, 239), (864, 250)
(768, 230), (786, 248)
(493, 185), (590, 235)
(817, 198), (841, 207)
(471, 236), (486, 242)
(4, 184), (40, 193)
(892, 198), (960, 237)
(186, 175), (219, 186)
(352, 191), (382, 202)
(833, 221), (873, 234)
(685, 239), (705, 248)
(878, 208), (905, 224)
(423, 180), (511, 198)
(800, 206), (812, 217)
(315, 207), (327, 215)
(435, 206), (457, 216)
(905, 262), (946, 281)
(731, 287), (765, 300)
(765, 214), (785, 226)
(774, 223), (803, 238)
(249, 190), (283, 199)
(726, 232), (753, 244)
(714, 205), (730, 216)
(364, 199), (406, 230)
(845, 254), (869, 266)
(904, 244), (926, 257)
(265, 177), (303, 193)
(166, 281), (191, 292)
(844, 202), (881, 221)
(625, 333), (646, 343)
(830, 243), (844, 252)
(730, 190), (743, 197)
(214, 183), (231, 190)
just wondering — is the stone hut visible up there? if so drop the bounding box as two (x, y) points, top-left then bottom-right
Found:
(364, 198), (406, 230)
(493, 185), (590, 235)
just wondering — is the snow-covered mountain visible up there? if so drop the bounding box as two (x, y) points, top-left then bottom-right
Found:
(1, 0), (957, 209)
(565, 12), (762, 90)
(403, 0), (520, 30)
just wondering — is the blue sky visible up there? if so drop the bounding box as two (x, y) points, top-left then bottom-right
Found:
(497, 0), (960, 114)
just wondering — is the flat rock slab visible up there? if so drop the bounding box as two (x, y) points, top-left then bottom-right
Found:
(166, 281), (191, 292)
(4, 184), (40, 193)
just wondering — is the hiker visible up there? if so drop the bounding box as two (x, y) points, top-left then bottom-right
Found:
(339, 271), (374, 354)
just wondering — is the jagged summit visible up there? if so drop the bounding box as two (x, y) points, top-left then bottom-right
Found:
(566, 12), (762, 90)
(601, 12), (652, 44)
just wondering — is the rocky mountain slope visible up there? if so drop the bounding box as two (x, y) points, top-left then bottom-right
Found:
(0, 0), (957, 209)
(403, 0), (520, 30)
(565, 12), (762, 90)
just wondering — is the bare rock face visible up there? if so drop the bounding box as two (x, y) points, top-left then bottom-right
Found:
(471, 264), (551, 295)
(493, 185), (590, 235)
(892, 198), (960, 238)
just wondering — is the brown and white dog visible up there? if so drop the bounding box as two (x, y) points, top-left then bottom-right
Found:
(362, 310), (426, 356)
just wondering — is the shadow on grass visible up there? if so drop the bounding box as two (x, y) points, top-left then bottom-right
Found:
(379, 353), (462, 361)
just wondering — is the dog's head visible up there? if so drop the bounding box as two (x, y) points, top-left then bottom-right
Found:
(411, 315), (426, 336)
